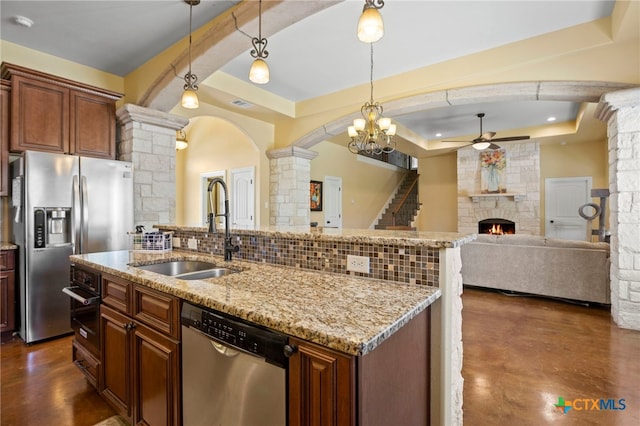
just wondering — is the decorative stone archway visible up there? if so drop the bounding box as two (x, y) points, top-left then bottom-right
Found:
(291, 81), (635, 150)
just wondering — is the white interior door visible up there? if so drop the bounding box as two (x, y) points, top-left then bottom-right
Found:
(545, 177), (591, 241)
(230, 167), (255, 230)
(323, 176), (342, 228)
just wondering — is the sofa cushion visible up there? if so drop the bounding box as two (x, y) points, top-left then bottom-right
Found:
(545, 237), (610, 251)
(494, 234), (546, 246)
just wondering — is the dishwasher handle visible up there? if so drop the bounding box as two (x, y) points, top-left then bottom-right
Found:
(62, 286), (100, 305)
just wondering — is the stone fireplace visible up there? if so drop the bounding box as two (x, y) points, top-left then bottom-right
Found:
(457, 141), (540, 235)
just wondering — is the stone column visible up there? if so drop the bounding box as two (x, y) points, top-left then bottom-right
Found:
(595, 88), (640, 331)
(266, 146), (318, 227)
(116, 104), (188, 231)
(432, 246), (464, 426)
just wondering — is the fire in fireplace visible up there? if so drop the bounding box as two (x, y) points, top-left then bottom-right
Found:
(478, 218), (515, 235)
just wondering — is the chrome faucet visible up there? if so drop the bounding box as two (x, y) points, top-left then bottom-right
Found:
(207, 178), (239, 261)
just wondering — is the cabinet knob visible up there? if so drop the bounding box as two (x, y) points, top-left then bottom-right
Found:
(283, 344), (298, 358)
(124, 322), (137, 331)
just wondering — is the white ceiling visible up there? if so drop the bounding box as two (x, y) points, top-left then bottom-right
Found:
(0, 0), (618, 152)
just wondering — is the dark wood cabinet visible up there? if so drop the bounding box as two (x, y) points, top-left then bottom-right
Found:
(100, 274), (181, 425)
(289, 338), (356, 426)
(0, 249), (16, 337)
(1, 80), (10, 197)
(289, 306), (431, 426)
(1, 63), (121, 159)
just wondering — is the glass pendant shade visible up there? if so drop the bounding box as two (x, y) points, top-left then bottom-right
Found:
(473, 141), (491, 150)
(357, 7), (384, 43)
(348, 126), (358, 138)
(181, 89), (199, 109)
(353, 118), (366, 131)
(377, 117), (391, 131)
(387, 124), (397, 136)
(176, 140), (188, 150)
(249, 58), (270, 84)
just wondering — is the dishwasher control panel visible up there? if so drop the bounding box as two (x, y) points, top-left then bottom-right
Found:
(181, 302), (288, 367)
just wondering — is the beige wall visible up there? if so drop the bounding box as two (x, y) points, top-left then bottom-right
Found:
(310, 142), (406, 229)
(540, 138), (609, 235)
(172, 102), (275, 227)
(417, 153), (459, 232)
(176, 116), (260, 227)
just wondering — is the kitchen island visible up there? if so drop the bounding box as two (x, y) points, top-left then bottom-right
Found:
(72, 226), (471, 425)
(72, 249), (440, 356)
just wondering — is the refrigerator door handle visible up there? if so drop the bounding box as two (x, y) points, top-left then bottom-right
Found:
(73, 175), (81, 254)
(81, 175), (89, 254)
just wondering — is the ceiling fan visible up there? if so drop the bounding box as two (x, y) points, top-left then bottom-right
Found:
(444, 113), (530, 150)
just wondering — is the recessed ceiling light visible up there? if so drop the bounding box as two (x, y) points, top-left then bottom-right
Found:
(13, 15), (34, 28)
(547, 116), (556, 122)
(435, 133), (442, 137)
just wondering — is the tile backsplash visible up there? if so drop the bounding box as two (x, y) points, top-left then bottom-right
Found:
(164, 228), (440, 287)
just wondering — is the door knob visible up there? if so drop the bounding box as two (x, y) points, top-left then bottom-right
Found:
(550, 220), (555, 223)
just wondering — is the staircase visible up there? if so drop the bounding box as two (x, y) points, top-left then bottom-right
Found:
(375, 170), (421, 230)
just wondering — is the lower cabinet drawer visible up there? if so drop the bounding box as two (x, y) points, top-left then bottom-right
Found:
(72, 339), (101, 390)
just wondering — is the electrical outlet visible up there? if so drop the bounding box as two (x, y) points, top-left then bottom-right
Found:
(172, 237), (181, 248)
(347, 255), (370, 274)
(187, 238), (198, 250)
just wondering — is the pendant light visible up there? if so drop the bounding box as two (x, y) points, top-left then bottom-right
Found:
(176, 129), (188, 150)
(249, 0), (270, 84)
(357, 0), (385, 43)
(181, 0), (200, 109)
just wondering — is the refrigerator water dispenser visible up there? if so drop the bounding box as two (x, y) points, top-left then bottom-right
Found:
(35, 208), (72, 246)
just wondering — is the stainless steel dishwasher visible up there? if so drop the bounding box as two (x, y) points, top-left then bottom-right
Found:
(181, 302), (291, 426)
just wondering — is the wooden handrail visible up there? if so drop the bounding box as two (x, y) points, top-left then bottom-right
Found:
(392, 174), (419, 225)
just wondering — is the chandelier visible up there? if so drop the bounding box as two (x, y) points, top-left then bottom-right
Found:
(347, 43), (396, 155)
(181, 0), (200, 109)
(249, 0), (270, 84)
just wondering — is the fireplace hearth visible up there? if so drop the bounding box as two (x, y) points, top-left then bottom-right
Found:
(479, 218), (515, 235)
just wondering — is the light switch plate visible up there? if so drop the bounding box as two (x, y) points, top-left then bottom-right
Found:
(347, 255), (370, 274)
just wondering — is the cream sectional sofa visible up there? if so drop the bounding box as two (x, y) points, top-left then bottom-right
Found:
(460, 234), (611, 304)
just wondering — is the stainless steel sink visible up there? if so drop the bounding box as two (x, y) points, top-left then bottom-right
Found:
(136, 261), (219, 276)
(135, 260), (238, 280)
(177, 268), (236, 280)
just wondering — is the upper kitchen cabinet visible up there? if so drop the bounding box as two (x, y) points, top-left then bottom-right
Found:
(1, 63), (122, 159)
(1, 80), (10, 196)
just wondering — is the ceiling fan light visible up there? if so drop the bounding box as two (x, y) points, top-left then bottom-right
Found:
(249, 58), (270, 84)
(348, 126), (358, 138)
(357, 6), (384, 43)
(181, 89), (199, 109)
(353, 118), (366, 132)
(473, 141), (491, 150)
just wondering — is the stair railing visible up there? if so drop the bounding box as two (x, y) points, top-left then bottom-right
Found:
(392, 173), (419, 226)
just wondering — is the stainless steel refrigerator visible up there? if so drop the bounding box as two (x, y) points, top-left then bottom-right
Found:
(11, 150), (133, 343)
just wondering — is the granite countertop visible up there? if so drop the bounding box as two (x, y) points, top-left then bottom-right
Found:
(156, 225), (476, 248)
(71, 250), (440, 356)
(1, 242), (18, 250)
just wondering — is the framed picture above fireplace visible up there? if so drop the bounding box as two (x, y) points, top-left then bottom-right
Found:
(480, 148), (507, 193)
